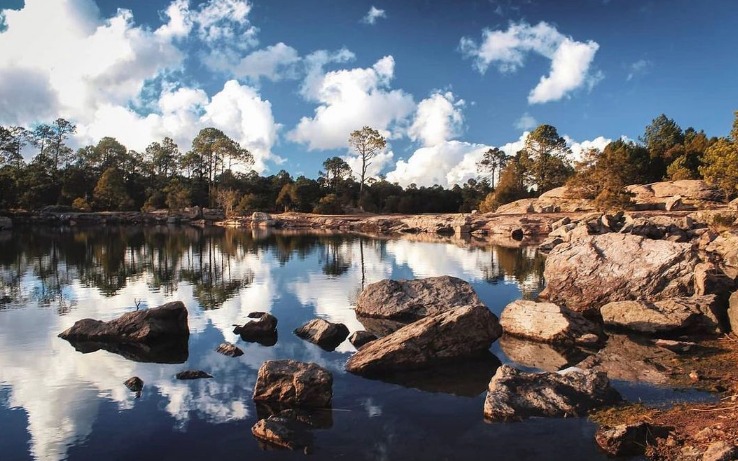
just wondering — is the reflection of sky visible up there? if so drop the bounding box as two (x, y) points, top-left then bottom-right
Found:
(0, 230), (545, 461)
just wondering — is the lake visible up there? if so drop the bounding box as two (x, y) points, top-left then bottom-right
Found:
(0, 226), (709, 460)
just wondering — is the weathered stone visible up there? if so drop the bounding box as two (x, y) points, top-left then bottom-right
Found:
(577, 334), (679, 385)
(124, 376), (143, 392)
(665, 195), (684, 211)
(495, 198), (535, 215)
(483, 365), (621, 421)
(730, 197), (738, 211)
(499, 335), (590, 372)
(346, 304), (502, 376)
(355, 275), (483, 319)
(348, 330), (377, 349)
(216, 342), (243, 357)
(59, 301), (190, 343)
(654, 339), (697, 353)
(702, 441), (738, 461)
(234, 312), (278, 344)
(601, 295), (724, 335)
(595, 422), (672, 457)
(356, 316), (410, 337)
(251, 415), (313, 450)
(175, 370), (213, 380)
(729, 291), (738, 334)
(253, 360), (333, 408)
(294, 318), (349, 351)
(499, 300), (601, 344)
(706, 232), (738, 280)
(539, 234), (697, 316)
(251, 212), (275, 228)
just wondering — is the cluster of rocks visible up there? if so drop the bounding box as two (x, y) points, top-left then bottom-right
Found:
(8, 207), (226, 227)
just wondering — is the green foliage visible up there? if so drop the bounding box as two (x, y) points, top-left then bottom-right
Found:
(348, 126), (386, 198)
(164, 179), (191, 211)
(700, 137), (738, 201)
(93, 168), (133, 211)
(477, 147), (507, 187)
(520, 124), (574, 193)
(72, 197), (91, 211)
(313, 194), (344, 214)
(320, 156), (352, 191)
(491, 156), (528, 206)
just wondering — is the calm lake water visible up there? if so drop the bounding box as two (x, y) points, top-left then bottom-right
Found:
(0, 226), (710, 461)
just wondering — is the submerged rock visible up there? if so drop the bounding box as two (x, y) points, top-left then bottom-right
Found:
(483, 365), (621, 421)
(346, 304), (502, 376)
(251, 414), (313, 451)
(539, 234), (697, 316)
(499, 300), (602, 344)
(253, 360), (333, 408)
(348, 330), (377, 349)
(601, 295), (725, 335)
(355, 276), (482, 320)
(595, 422), (672, 457)
(175, 370), (213, 380)
(59, 301), (190, 343)
(294, 318), (349, 351)
(216, 342), (244, 357)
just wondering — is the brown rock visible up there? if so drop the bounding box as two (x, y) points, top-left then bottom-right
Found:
(539, 234), (697, 316)
(294, 318), (349, 351)
(601, 295), (724, 335)
(175, 370), (212, 380)
(355, 276), (482, 320)
(654, 339), (697, 353)
(702, 441), (738, 461)
(251, 415), (313, 450)
(595, 422), (671, 456)
(253, 360), (332, 408)
(499, 335), (590, 372)
(234, 312), (278, 343)
(346, 304), (502, 376)
(216, 342), (243, 357)
(58, 301), (190, 343)
(499, 300), (601, 344)
(706, 232), (738, 280)
(729, 291), (738, 334)
(124, 376), (143, 392)
(348, 330), (377, 349)
(483, 365), (621, 421)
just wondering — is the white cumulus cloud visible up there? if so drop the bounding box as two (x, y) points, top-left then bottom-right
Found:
(408, 91), (465, 147)
(232, 42), (301, 82)
(290, 55), (415, 150)
(514, 112), (538, 130)
(460, 21), (601, 104)
(565, 135), (612, 162)
(386, 141), (491, 188)
(362, 6), (387, 25)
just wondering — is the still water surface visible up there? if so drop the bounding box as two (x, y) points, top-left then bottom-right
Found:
(0, 226), (702, 460)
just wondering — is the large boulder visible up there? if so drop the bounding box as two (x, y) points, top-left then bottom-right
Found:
(294, 318), (349, 351)
(253, 360), (333, 408)
(499, 300), (602, 344)
(346, 304), (502, 375)
(539, 234), (697, 316)
(601, 295), (725, 335)
(627, 180), (723, 209)
(483, 365), (621, 421)
(59, 301), (189, 343)
(355, 276), (482, 320)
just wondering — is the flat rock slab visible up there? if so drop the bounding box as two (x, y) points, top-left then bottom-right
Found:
(500, 300), (601, 344)
(355, 276), (482, 319)
(59, 301), (190, 342)
(484, 365), (621, 421)
(539, 234), (696, 316)
(601, 295), (723, 335)
(294, 319), (349, 351)
(253, 360), (333, 408)
(346, 304), (502, 376)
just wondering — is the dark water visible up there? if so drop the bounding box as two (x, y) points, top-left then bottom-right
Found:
(0, 226), (710, 461)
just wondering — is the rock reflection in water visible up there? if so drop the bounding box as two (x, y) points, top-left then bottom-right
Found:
(255, 402), (334, 429)
(62, 337), (189, 363)
(356, 315), (411, 337)
(361, 351), (502, 397)
(499, 335), (593, 372)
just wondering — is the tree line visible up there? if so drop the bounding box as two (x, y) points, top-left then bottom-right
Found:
(0, 112), (736, 215)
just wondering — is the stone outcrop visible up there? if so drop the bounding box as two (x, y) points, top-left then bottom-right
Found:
(253, 360), (333, 408)
(494, 187), (596, 215)
(234, 312), (278, 344)
(345, 304), (502, 375)
(59, 301), (190, 343)
(706, 232), (738, 280)
(595, 423), (672, 457)
(215, 342), (243, 357)
(483, 365), (621, 421)
(499, 300), (602, 344)
(355, 276), (483, 319)
(601, 295), (725, 335)
(627, 180), (724, 209)
(539, 234), (697, 316)
(294, 319), (349, 351)
(348, 331), (377, 349)
(175, 370), (212, 380)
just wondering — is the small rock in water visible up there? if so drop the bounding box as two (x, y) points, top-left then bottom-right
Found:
(348, 331), (377, 349)
(216, 342), (243, 357)
(234, 312), (278, 345)
(251, 414), (313, 451)
(124, 376), (144, 393)
(294, 318), (349, 351)
(176, 370), (213, 380)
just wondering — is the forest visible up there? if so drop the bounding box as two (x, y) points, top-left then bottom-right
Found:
(0, 111), (737, 215)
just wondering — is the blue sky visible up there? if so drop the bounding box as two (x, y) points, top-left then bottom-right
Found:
(1, 0), (736, 187)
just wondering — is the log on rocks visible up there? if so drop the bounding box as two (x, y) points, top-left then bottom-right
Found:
(253, 360), (333, 408)
(355, 275), (482, 320)
(345, 304), (502, 376)
(500, 300), (602, 344)
(483, 365), (621, 421)
(539, 234), (697, 316)
(294, 318), (349, 351)
(601, 295), (726, 335)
